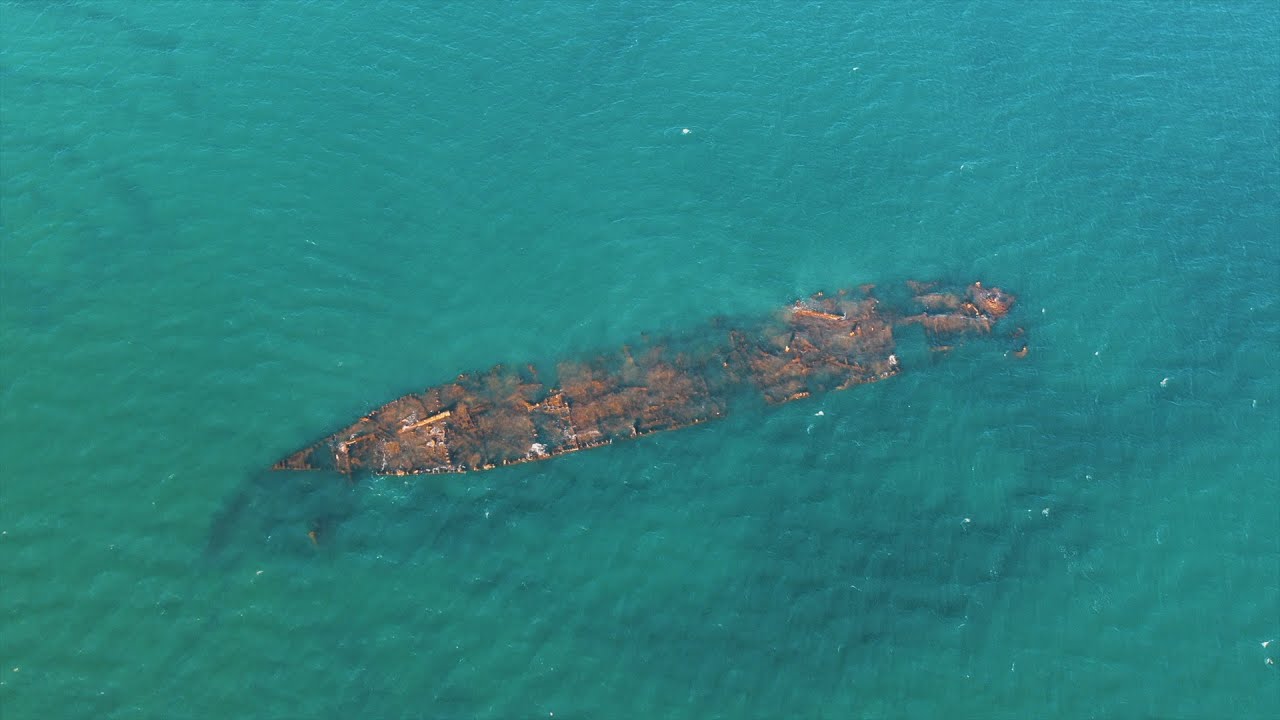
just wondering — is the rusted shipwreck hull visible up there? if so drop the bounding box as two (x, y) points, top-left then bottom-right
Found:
(273, 281), (1018, 477)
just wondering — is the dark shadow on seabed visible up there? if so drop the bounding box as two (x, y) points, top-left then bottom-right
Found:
(202, 469), (363, 567)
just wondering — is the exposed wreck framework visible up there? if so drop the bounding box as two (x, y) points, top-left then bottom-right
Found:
(274, 281), (1020, 477)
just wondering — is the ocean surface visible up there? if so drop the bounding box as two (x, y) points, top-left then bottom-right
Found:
(2, 1), (1277, 717)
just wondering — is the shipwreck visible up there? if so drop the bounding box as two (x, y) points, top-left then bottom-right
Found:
(273, 280), (1021, 478)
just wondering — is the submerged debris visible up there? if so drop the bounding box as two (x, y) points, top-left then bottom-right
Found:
(273, 281), (1018, 477)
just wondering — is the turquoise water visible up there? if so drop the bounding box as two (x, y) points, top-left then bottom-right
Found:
(2, 1), (1278, 717)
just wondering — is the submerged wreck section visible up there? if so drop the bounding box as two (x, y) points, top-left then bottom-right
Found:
(273, 281), (1018, 477)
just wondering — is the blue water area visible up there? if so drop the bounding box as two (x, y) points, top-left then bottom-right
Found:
(2, 1), (1277, 717)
